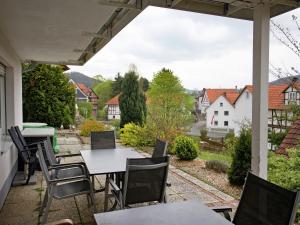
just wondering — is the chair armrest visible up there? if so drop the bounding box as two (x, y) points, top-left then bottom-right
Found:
(25, 141), (43, 147)
(49, 163), (87, 173)
(49, 175), (89, 184)
(55, 153), (81, 158)
(210, 206), (232, 221)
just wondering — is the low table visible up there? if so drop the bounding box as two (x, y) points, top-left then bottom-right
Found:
(94, 201), (234, 225)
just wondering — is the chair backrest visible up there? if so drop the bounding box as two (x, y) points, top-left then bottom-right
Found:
(42, 137), (57, 167)
(91, 131), (116, 150)
(37, 143), (51, 185)
(14, 126), (28, 148)
(233, 173), (300, 225)
(8, 127), (29, 162)
(123, 156), (169, 206)
(152, 139), (168, 158)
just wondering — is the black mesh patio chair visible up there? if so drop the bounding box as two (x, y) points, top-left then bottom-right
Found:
(152, 139), (168, 158)
(90, 131), (116, 192)
(91, 130), (116, 150)
(37, 144), (95, 225)
(215, 173), (300, 225)
(8, 127), (38, 185)
(14, 126), (42, 149)
(105, 156), (169, 211)
(41, 138), (88, 179)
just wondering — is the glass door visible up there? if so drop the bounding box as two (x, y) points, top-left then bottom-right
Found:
(0, 63), (6, 150)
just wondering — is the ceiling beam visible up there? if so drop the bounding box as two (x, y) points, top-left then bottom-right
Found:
(98, 0), (141, 9)
(272, 0), (299, 7)
(81, 31), (109, 39)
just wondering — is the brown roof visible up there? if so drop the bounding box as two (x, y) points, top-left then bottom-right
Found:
(106, 94), (119, 105)
(77, 83), (98, 99)
(206, 89), (239, 104)
(234, 84), (288, 110)
(224, 92), (240, 105)
(277, 116), (300, 154)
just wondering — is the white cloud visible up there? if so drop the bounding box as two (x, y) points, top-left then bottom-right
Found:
(69, 6), (300, 90)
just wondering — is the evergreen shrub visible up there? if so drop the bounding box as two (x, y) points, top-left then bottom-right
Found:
(79, 120), (105, 137)
(174, 135), (199, 160)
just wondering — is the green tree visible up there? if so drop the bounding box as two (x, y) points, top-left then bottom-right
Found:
(139, 77), (149, 92)
(93, 79), (113, 109)
(119, 71), (146, 127)
(77, 101), (93, 119)
(23, 64), (75, 127)
(147, 68), (193, 141)
(228, 125), (252, 186)
(111, 73), (123, 96)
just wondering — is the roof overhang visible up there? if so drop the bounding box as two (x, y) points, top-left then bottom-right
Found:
(0, 0), (298, 66)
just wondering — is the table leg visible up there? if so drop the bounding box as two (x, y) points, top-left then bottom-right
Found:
(104, 175), (109, 212)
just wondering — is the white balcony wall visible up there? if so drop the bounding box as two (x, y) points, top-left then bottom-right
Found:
(0, 30), (22, 209)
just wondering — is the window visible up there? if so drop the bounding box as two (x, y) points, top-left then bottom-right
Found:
(224, 111), (229, 116)
(214, 121), (218, 126)
(220, 103), (223, 107)
(214, 111), (218, 115)
(224, 121), (228, 126)
(0, 63), (6, 137)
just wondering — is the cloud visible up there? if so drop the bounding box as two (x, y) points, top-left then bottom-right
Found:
(69, 6), (300, 90)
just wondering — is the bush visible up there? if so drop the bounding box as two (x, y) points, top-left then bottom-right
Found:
(228, 126), (251, 186)
(23, 64), (75, 127)
(224, 132), (237, 154)
(112, 119), (120, 138)
(174, 135), (199, 160)
(97, 108), (107, 120)
(79, 120), (105, 137)
(268, 130), (287, 148)
(205, 160), (229, 173)
(268, 149), (300, 223)
(268, 149), (300, 191)
(120, 123), (155, 147)
(62, 106), (73, 129)
(78, 102), (93, 119)
(200, 128), (208, 140)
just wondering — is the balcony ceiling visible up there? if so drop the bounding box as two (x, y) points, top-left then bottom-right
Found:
(0, 0), (298, 65)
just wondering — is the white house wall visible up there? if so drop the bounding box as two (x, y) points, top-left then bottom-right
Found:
(234, 91), (252, 135)
(206, 96), (235, 130)
(0, 30), (22, 209)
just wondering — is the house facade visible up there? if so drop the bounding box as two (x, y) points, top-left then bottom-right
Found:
(198, 88), (239, 114)
(70, 80), (99, 117)
(105, 95), (120, 120)
(206, 83), (300, 136)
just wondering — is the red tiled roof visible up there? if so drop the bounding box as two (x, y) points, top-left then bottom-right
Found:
(224, 92), (240, 105)
(235, 84), (288, 109)
(77, 83), (98, 99)
(206, 89), (239, 104)
(277, 116), (300, 154)
(106, 94), (119, 105)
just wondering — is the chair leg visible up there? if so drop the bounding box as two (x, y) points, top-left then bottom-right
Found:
(104, 175), (109, 212)
(163, 194), (168, 203)
(90, 192), (96, 213)
(40, 189), (53, 225)
(39, 188), (48, 216)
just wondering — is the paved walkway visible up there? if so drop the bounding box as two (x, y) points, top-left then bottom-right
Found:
(0, 136), (237, 225)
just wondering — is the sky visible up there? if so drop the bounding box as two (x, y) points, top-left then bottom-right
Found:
(69, 6), (300, 90)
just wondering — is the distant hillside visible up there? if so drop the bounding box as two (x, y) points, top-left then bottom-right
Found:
(270, 75), (300, 85)
(66, 72), (100, 88)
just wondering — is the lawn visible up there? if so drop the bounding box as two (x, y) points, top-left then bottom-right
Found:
(198, 150), (232, 165)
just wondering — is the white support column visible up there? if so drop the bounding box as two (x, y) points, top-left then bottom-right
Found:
(251, 1), (270, 179)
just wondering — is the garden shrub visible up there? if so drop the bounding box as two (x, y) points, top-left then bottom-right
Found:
(268, 149), (300, 223)
(62, 106), (73, 129)
(268, 149), (300, 191)
(174, 135), (199, 160)
(268, 130), (287, 148)
(120, 123), (154, 147)
(205, 160), (229, 173)
(112, 119), (121, 139)
(79, 120), (105, 137)
(78, 102), (93, 119)
(23, 64), (75, 127)
(228, 126), (251, 186)
(200, 128), (208, 140)
(224, 132), (237, 154)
